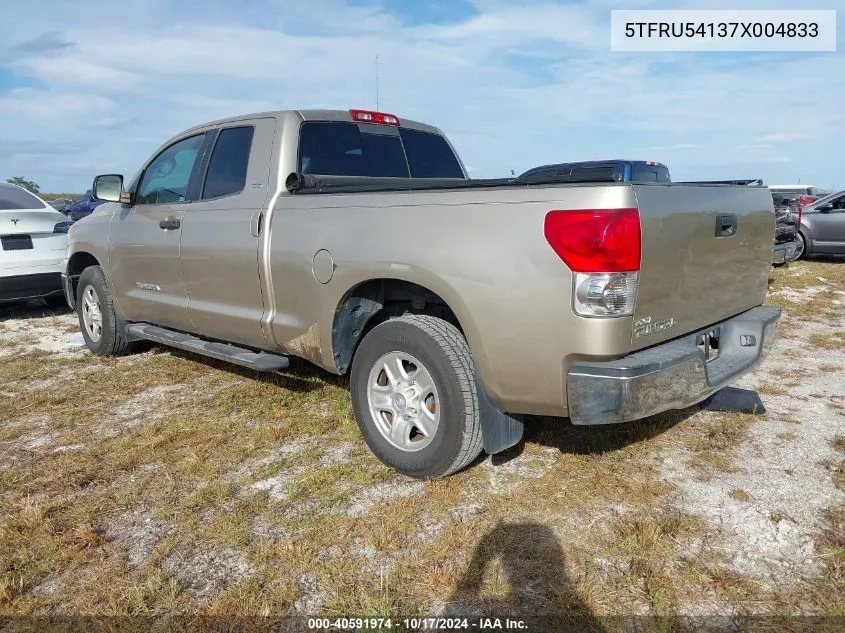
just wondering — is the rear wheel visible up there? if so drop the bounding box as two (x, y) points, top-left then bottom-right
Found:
(77, 266), (135, 356)
(350, 314), (484, 478)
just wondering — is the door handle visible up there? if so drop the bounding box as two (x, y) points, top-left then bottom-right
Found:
(159, 217), (181, 230)
(250, 212), (263, 237)
(715, 214), (737, 237)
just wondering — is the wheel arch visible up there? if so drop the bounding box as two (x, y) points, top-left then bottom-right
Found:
(330, 276), (487, 382)
(66, 251), (102, 301)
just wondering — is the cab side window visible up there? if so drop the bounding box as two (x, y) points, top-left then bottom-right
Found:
(137, 134), (206, 205)
(202, 126), (255, 199)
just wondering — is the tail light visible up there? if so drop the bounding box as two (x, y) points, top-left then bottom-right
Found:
(796, 205), (802, 230)
(544, 208), (641, 317)
(798, 195), (815, 207)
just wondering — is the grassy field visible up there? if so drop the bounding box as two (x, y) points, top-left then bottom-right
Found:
(1, 260), (843, 631)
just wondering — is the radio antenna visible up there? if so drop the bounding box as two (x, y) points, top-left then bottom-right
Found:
(375, 54), (380, 111)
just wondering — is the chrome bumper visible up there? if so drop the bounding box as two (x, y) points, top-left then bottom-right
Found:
(567, 306), (781, 425)
(61, 273), (75, 309)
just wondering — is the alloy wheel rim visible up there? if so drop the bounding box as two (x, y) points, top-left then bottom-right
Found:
(81, 285), (103, 343)
(366, 351), (440, 452)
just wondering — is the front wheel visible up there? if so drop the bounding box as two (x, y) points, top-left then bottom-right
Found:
(76, 266), (135, 356)
(350, 314), (484, 478)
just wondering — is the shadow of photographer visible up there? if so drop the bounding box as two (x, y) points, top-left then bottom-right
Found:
(442, 520), (606, 633)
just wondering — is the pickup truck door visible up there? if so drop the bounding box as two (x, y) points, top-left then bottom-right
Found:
(108, 132), (208, 330)
(179, 118), (277, 348)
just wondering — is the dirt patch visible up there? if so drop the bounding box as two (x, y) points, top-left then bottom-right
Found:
(162, 545), (253, 601)
(661, 320), (845, 588)
(345, 481), (426, 518)
(480, 446), (559, 493)
(110, 507), (175, 567)
(0, 310), (84, 358)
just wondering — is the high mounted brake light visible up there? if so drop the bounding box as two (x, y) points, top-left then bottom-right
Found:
(350, 109), (400, 126)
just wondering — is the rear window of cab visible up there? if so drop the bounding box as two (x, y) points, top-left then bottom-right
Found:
(297, 121), (464, 179)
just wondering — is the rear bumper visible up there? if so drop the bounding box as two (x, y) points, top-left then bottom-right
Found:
(567, 306), (781, 425)
(0, 273), (64, 302)
(772, 240), (798, 264)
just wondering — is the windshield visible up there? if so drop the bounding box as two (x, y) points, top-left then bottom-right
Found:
(298, 121), (465, 179)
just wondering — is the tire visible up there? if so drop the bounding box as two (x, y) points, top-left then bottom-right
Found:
(350, 314), (484, 479)
(76, 266), (135, 356)
(795, 232), (807, 260)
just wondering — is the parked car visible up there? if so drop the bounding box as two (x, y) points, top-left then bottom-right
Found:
(772, 213), (801, 265)
(794, 189), (845, 257)
(0, 182), (70, 305)
(49, 198), (74, 215)
(65, 189), (106, 222)
(763, 190), (803, 264)
(520, 159), (671, 183)
(768, 185), (832, 210)
(64, 108), (780, 478)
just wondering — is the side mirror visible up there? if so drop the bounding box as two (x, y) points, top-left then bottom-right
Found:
(92, 174), (127, 203)
(818, 203), (834, 213)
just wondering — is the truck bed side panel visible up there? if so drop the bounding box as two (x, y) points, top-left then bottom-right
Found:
(266, 184), (638, 416)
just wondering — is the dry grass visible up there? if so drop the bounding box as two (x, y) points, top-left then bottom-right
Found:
(729, 489), (752, 502)
(1, 260), (844, 622)
(810, 332), (845, 351)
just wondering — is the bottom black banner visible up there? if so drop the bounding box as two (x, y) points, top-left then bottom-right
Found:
(2, 616), (845, 633)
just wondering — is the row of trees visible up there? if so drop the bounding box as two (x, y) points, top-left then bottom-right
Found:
(6, 176), (40, 193)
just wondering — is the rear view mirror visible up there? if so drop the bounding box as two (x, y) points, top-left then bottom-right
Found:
(92, 174), (124, 203)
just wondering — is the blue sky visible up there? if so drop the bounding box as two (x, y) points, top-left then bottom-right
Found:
(0, 0), (842, 192)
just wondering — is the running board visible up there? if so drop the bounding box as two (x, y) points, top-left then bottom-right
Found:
(126, 323), (290, 371)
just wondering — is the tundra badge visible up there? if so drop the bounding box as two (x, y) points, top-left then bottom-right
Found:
(634, 315), (677, 338)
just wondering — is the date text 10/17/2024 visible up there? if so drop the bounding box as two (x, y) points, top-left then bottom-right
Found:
(307, 617), (529, 630)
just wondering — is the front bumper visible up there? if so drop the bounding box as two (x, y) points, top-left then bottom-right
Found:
(567, 306), (781, 425)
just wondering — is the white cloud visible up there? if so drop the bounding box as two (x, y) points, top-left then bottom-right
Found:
(0, 0), (842, 192)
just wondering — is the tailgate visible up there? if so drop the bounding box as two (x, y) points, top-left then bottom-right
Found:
(631, 184), (774, 350)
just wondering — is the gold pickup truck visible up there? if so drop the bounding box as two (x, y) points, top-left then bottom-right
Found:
(64, 108), (781, 478)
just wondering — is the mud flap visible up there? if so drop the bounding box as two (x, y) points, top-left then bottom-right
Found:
(476, 376), (525, 454)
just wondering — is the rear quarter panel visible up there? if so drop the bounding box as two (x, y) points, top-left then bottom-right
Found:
(267, 184), (639, 416)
